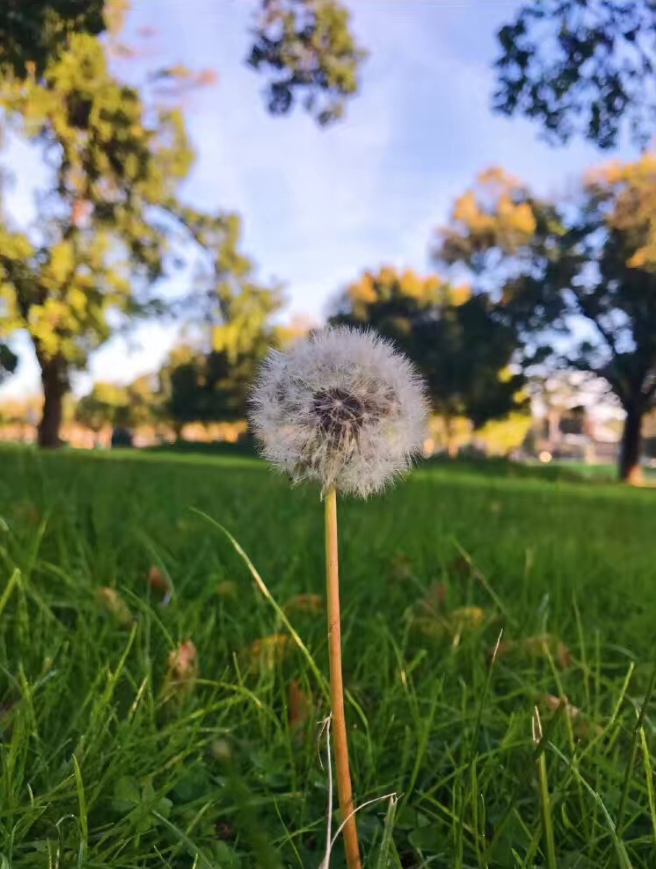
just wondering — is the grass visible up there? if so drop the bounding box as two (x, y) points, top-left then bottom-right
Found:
(1, 446), (656, 867)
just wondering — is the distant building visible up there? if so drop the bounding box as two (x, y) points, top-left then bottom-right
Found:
(533, 405), (620, 464)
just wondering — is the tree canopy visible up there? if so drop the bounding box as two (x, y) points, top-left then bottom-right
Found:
(494, 0), (656, 149)
(159, 345), (259, 432)
(435, 159), (656, 480)
(330, 266), (526, 448)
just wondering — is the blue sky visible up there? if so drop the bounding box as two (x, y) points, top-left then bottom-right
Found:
(0, 0), (636, 397)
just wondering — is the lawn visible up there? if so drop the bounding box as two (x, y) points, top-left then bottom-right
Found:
(1, 446), (656, 868)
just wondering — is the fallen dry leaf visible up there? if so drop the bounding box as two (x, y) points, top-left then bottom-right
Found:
(148, 565), (173, 604)
(288, 678), (313, 731)
(283, 593), (323, 615)
(541, 693), (603, 738)
(390, 553), (414, 581)
(162, 639), (198, 704)
(417, 582), (447, 616)
(412, 604), (487, 643)
(246, 634), (290, 671)
(450, 606), (486, 630)
(216, 580), (237, 598)
(496, 634), (572, 669)
(211, 739), (232, 763)
(97, 587), (133, 627)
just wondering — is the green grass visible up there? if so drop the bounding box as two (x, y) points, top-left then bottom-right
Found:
(1, 446), (656, 868)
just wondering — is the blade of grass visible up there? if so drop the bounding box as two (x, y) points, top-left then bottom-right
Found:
(451, 538), (515, 625)
(192, 508), (328, 699)
(639, 725), (656, 857)
(72, 754), (87, 868)
(376, 794), (398, 869)
(551, 744), (633, 869)
(0, 569), (20, 618)
(618, 662), (656, 835)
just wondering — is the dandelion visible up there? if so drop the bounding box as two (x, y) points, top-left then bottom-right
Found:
(250, 326), (427, 498)
(250, 326), (428, 869)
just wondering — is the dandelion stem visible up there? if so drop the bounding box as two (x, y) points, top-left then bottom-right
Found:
(324, 485), (361, 869)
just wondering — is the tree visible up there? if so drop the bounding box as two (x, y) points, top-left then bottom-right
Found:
(248, 0), (366, 125)
(126, 372), (165, 430)
(330, 266), (526, 452)
(0, 33), (202, 447)
(494, 0), (656, 149)
(160, 344), (264, 435)
(75, 381), (129, 438)
(435, 161), (656, 482)
(157, 209), (283, 435)
(75, 374), (162, 439)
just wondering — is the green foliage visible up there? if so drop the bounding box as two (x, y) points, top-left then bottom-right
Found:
(172, 208), (284, 362)
(248, 0), (366, 125)
(159, 344), (260, 429)
(157, 210), (283, 430)
(414, 296), (528, 430)
(476, 412), (533, 455)
(75, 375), (162, 432)
(331, 266), (526, 431)
(494, 0), (656, 149)
(0, 33), (195, 365)
(75, 382), (129, 433)
(0, 0), (365, 126)
(0, 0), (108, 79)
(1, 447), (656, 866)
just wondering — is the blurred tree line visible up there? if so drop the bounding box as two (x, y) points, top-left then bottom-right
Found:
(3, 0), (656, 481)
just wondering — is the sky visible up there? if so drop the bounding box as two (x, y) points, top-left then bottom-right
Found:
(0, 0), (637, 399)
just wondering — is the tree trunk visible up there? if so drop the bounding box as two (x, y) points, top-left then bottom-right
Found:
(37, 356), (66, 449)
(619, 402), (643, 484)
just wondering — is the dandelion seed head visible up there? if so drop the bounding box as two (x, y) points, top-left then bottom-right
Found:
(249, 326), (429, 498)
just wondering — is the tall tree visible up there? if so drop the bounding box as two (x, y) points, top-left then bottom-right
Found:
(0, 33), (197, 447)
(494, 0), (656, 149)
(330, 267), (526, 451)
(436, 161), (656, 482)
(160, 344), (263, 434)
(159, 210), (283, 433)
(248, 0), (366, 125)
